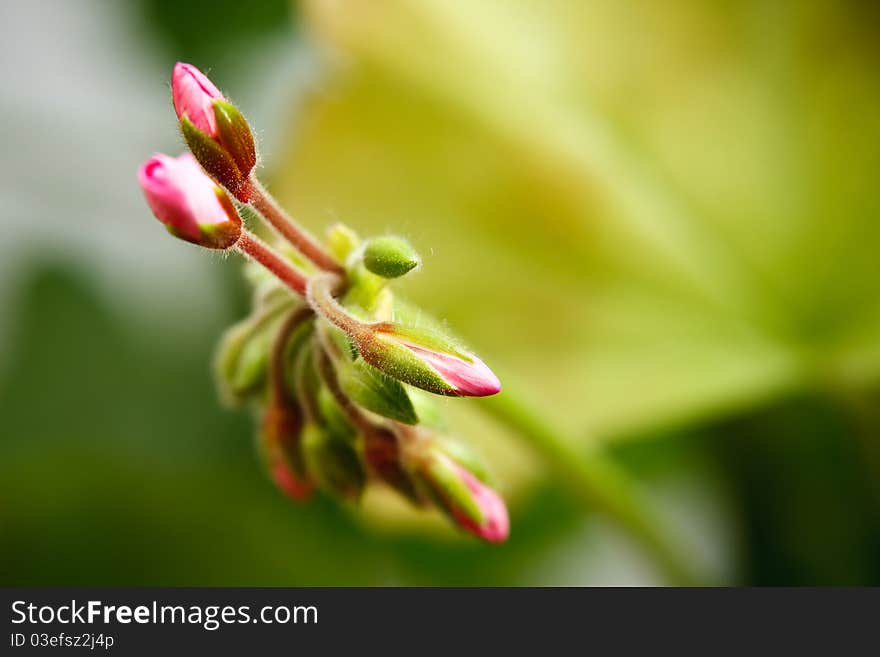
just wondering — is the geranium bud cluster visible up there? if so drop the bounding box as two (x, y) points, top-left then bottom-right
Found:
(137, 63), (508, 543)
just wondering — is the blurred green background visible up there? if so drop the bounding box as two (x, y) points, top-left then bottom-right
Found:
(1, 0), (879, 585)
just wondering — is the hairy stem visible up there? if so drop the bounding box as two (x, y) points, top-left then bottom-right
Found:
(248, 178), (345, 275)
(307, 273), (365, 338)
(235, 231), (309, 296)
(480, 390), (708, 586)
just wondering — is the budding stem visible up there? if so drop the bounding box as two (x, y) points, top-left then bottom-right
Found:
(248, 178), (345, 276)
(235, 231), (309, 296)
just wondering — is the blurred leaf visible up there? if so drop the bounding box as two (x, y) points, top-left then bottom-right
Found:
(272, 0), (880, 443)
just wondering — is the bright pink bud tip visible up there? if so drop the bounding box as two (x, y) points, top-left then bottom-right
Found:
(452, 466), (509, 543)
(138, 152), (239, 247)
(405, 344), (502, 397)
(172, 62), (223, 137)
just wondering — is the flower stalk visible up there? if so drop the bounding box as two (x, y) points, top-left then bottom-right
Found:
(235, 232), (310, 296)
(247, 178), (345, 275)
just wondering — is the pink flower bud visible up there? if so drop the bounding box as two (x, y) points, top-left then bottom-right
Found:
(402, 342), (502, 397)
(412, 447), (509, 543)
(138, 152), (241, 249)
(448, 463), (509, 543)
(172, 62), (223, 138)
(361, 324), (502, 397)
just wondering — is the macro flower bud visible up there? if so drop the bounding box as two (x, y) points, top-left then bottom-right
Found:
(357, 324), (501, 397)
(172, 62), (256, 201)
(138, 152), (241, 249)
(307, 274), (501, 397)
(172, 62), (222, 137)
(260, 400), (313, 502)
(414, 448), (509, 543)
(362, 236), (420, 279)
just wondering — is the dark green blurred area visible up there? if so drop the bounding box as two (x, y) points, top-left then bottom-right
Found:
(3, 265), (878, 584)
(1, 0), (879, 585)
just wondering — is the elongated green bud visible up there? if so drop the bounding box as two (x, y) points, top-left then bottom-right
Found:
(213, 299), (294, 405)
(260, 399), (313, 502)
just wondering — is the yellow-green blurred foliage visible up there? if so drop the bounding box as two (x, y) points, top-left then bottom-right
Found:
(278, 0), (880, 441)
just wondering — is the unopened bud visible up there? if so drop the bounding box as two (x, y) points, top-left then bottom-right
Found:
(138, 152), (241, 249)
(356, 324), (501, 397)
(260, 400), (313, 502)
(413, 448), (509, 543)
(362, 236), (420, 279)
(214, 299), (293, 405)
(172, 62), (256, 201)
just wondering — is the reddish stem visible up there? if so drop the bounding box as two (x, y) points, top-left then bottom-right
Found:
(235, 231), (308, 296)
(248, 178), (345, 275)
(306, 273), (366, 338)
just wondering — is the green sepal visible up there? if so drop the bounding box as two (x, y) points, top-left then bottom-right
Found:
(317, 387), (356, 441)
(362, 236), (420, 279)
(302, 423), (366, 501)
(421, 452), (484, 526)
(339, 358), (419, 425)
(212, 99), (256, 177)
(358, 331), (457, 396)
(321, 320), (419, 424)
(180, 115), (247, 200)
(375, 322), (474, 363)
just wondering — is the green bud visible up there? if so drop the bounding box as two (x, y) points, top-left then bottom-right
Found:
(214, 299), (294, 405)
(259, 399), (313, 501)
(362, 236), (420, 279)
(302, 423), (366, 501)
(212, 99), (256, 179)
